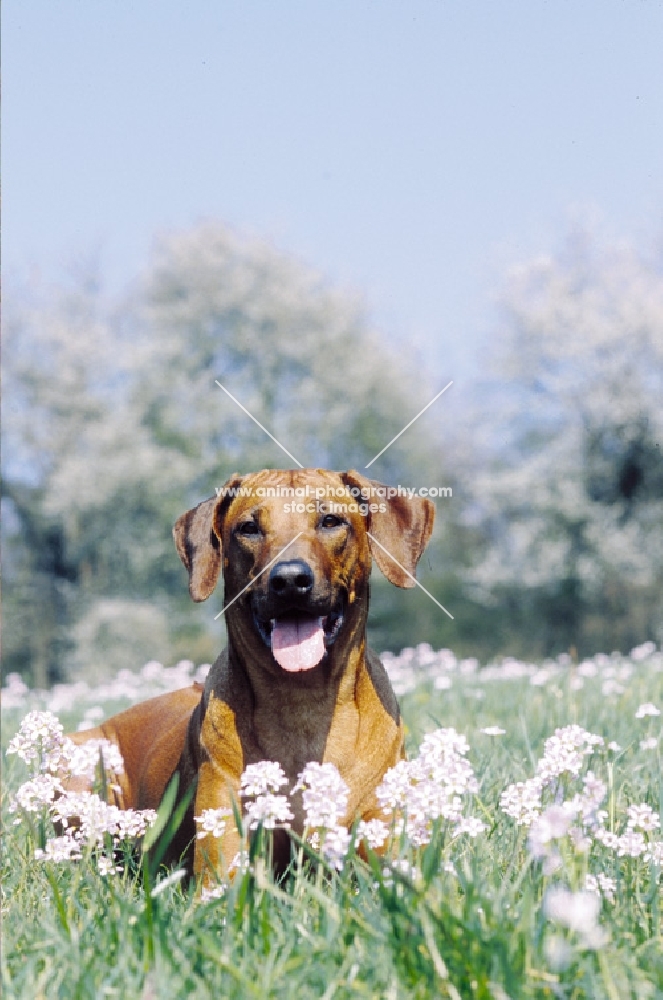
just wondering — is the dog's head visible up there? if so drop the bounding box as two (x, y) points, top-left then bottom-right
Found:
(173, 469), (434, 676)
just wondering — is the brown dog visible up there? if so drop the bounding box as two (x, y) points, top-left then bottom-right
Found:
(71, 469), (434, 881)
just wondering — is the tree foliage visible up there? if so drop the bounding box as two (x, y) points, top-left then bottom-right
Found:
(4, 222), (659, 685)
(466, 230), (663, 656)
(3, 224), (446, 684)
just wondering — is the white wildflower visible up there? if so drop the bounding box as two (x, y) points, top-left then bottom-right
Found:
(375, 759), (412, 812)
(294, 762), (349, 829)
(627, 803), (660, 832)
(377, 729), (479, 847)
(62, 738), (125, 781)
(542, 851), (563, 875)
(419, 728), (470, 762)
(310, 825), (351, 871)
(537, 726), (604, 783)
(480, 726), (506, 736)
(82, 706), (105, 722)
(635, 703), (660, 719)
(356, 818), (390, 850)
(594, 828), (619, 850)
(115, 809), (157, 840)
(240, 761), (288, 798)
(585, 873), (616, 904)
(455, 816), (487, 837)
(11, 774), (63, 814)
(500, 778), (543, 827)
(195, 807), (232, 840)
(528, 805), (573, 858)
(244, 793), (293, 831)
(544, 934), (573, 971)
(567, 826), (592, 854)
(34, 834), (82, 863)
(630, 641), (656, 661)
(381, 859), (422, 887)
(544, 887), (601, 937)
(51, 791), (154, 846)
(97, 853), (123, 876)
(7, 711), (67, 772)
(616, 830), (647, 858)
(639, 737), (658, 751)
(569, 771), (608, 829)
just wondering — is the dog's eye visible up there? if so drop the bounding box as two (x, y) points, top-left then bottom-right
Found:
(237, 520), (260, 536)
(320, 514), (344, 529)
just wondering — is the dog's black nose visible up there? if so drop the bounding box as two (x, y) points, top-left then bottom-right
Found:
(269, 559), (315, 598)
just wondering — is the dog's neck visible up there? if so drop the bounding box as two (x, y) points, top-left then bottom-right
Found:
(210, 583), (370, 774)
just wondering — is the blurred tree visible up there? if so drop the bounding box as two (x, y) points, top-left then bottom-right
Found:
(3, 224), (453, 685)
(466, 230), (663, 657)
(136, 223), (432, 484)
(6, 223), (660, 682)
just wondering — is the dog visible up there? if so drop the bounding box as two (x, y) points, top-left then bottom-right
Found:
(69, 469), (434, 882)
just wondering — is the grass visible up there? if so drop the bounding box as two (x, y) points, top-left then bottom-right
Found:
(2, 647), (662, 999)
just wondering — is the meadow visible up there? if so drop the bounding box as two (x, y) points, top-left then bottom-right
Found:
(2, 642), (662, 1000)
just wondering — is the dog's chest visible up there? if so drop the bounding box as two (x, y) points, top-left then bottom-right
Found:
(251, 702), (332, 776)
(250, 687), (356, 771)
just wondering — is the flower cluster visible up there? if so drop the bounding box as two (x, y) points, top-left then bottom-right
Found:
(635, 702), (660, 719)
(544, 887), (607, 951)
(294, 762), (352, 870)
(500, 725), (606, 828)
(196, 807), (232, 840)
(63, 739), (125, 782)
(375, 728), (484, 848)
(536, 725), (605, 783)
(7, 711), (68, 771)
(240, 761), (289, 797)
(192, 730), (484, 874)
(381, 640), (661, 697)
(7, 710), (156, 872)
(1, 660), (211, 713)
(239, 761), (294, 832)
(500, 721), (663, 925)
(243, 792), (295, 832)
(594, 802), (662, 860)
(294, 761), (350, 828)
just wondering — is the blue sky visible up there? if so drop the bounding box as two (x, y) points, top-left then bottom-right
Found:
(3, 1), (662, 380)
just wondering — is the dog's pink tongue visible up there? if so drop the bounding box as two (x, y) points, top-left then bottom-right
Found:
(271, 618), (325, 672)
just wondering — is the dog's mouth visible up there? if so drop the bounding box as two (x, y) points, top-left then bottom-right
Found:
(253, 604), (345, 673)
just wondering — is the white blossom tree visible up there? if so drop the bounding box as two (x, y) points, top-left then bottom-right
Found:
(467, 229), (663, 654)
(3, 223), (443, 683)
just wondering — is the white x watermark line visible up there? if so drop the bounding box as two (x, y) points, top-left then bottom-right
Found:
(213, 377), (455, 621)
(215, 381), (304, 469)
(364, 381), (453, 469)
(214, 532), (305, 620)
(367, 531), (454, 620)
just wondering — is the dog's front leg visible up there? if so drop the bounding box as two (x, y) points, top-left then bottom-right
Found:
(193, 759), (243, 884)
(193, 692), (247, 884)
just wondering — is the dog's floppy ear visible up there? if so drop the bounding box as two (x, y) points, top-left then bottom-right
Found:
(173, 497), (222, 602)
(173, 476), (242, 602)
(341, 470), (435, 589)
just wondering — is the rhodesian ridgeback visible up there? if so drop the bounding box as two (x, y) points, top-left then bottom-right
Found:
(70, 469), (434, 881)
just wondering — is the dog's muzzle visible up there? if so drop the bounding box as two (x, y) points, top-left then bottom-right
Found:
(251, 559), (345, 672)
